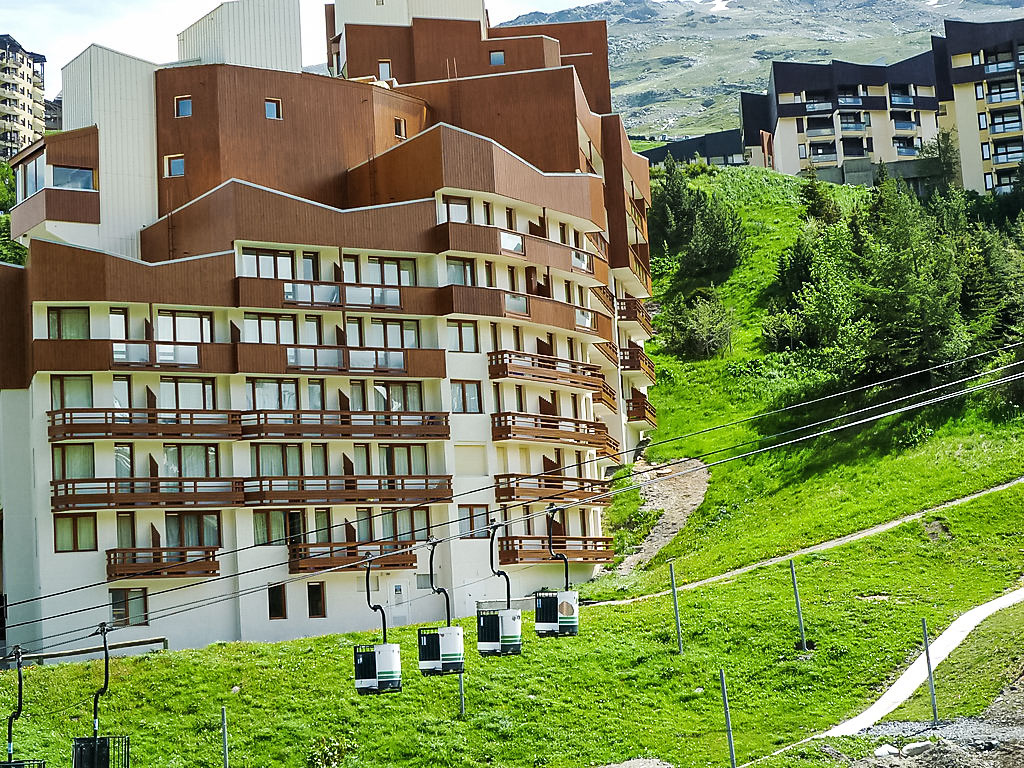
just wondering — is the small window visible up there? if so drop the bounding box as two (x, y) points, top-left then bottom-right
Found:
(54, 514), (97, 552)
(47, 307), (90, 340)
(985, 173), (995, 190)
(452, 380), (482, 414)
(979, 113), (989, 131)
(973, 52), (982, 66)
(165, 154), (185, 178)
(982, 143), (991, 160)
(307, 582), (326, 618)
(265, 99), (282, 120)
(490, 50), (505, 67)
(505, 207), (516, 231)
(175, 96), (192, 118)
(798, 144), (808, 159)
(482, 201), (493, 225)
(976, 83), (985, 100)
(459, 504), (490, 538)
(442, 195), (472, 224)
(111, 588), (148, 627)
(52, 166), (94, 190)
(378, 59), (392, 81)
(268, 584), (287, 620)
(394, 117), (407, 139)
(447, 257), (475, 287)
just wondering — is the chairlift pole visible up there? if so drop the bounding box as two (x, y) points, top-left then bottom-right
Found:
(546, 504), (570, 590)
(488, 524), (512, 610)
(364, 560), (387, 642)
(93, 622), (110, 741)
(6, 646), (22, 763)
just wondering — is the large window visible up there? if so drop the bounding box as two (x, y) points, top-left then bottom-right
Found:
(241, 248), (294, 279)
(156, 310), (212, 343)
(447, 320), (478, 353)
(164, 444), (219, 477)
(370, 381), (423, 412)
(160, 377), (215, 410)
(20, 152), (44, 200)
(54, 513), (97, 552)
(243, 313), (296, 344)
(254, 509), (306, 545)
(111, 588), (148, 627)
(447, 257), (475, 287)
(366, 256), (416, 286)
(47, 307), (90, 340)
(52, 444), (95, 480)
(166, 512), (221, 547)
(442, 196), (471, 224)
(458, 505), (489, 539)
(368, 318), (419, 349)
(52, 166), (94, 190)
(246, 378), (298, 411)
(379, 444), (427, 475)
(50, 375), (93, 410)
(452, 381), (482, 414)
(251, 443), (303, 477)
(379, 507), (430, 541)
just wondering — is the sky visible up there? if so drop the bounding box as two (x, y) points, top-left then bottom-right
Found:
(7, 0), (596, 100)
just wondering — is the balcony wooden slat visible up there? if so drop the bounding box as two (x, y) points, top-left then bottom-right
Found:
(620, 346), (656, 384)
(626, 394), (657, 427)
(490, 412), (619, 453)
(617, 297), (654, 337)
(494, 473), (610, 505)
(52, 478), (243, 511)
(487, 350), (603, 391)
(497, 535), (614, 565)
(287, 540), (417, 573)
(240, 411), (449, 439)
(48, 408), (242, 441)
(106, 547), (220, 579)
(243, 475), (453, 506)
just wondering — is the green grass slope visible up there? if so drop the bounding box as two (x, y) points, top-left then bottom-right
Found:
(3, 487), (1023, 768)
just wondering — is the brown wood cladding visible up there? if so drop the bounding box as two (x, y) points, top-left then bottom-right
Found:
(154, 65), (429, 215)
(12, 188), (100, 238)
(0, 265), (28, 389)
(45, 125), (100, 170)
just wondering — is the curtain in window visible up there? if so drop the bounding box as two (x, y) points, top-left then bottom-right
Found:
(62, 445), (95, 479)
(397, 510), (413, 541)
(55, 517), (75, 551)
(63, 309), (90, 339)
(126, 591), (146, 625)
(314, 510), (330, 544)
(63, 377), (93, 408)
(414, 509), (428, 540)
(203, 514), (219, 546)
(380, 513), (395, 541)
(357, 509), (371, 542)
(116, 515), (133, 549)
(254, 513), (269, 545)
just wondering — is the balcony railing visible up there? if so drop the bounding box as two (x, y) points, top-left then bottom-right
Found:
(617, 298), (654, 337)
(626, 393), (658, 427)
(837, 96), (863, 106)
(52, 478), (242, 511)
(805, 101), (833, 112)
(595, 342), (619, 368)
(240, 411), (450, 439)
(277, 346), (446, 377)
(497, 535), (614, 565)
(48, 408), (241, 441)
(840, 123), (867, 132)
(242, 475), (453, 506)
(626, 195), (647, 234)
(287, 541), (417, 573)
(106, 547), (220, 579)
(892, 121), (918, 131)
(494, 474), (610, 504)
(806, 127), (835, 137)
(491, 412), (618, 452)
(620, 347), (656, 383)
(993, 151), (1024, 165)
(282, 281), (401, 309)
(591, 285), (615, 314)
(487, 350), (604, 391)
(810, 153), (838, 164)
(594, 378), (618, 412)
(621, 243), (652, 294)
(988, 91), (1020, 104)
(985, 61), (1016, 74)
(895, 147), (919, 157)
(990, 122), (1023, 135)
(890, 95), (914, 105)
(113, 341), (203, 367)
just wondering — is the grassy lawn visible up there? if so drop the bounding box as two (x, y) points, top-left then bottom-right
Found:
(5, 486), (1023, 768)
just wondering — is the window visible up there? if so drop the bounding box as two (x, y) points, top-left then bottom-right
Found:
(447, 257), (475, 286)
(976, 83), (986, 100)
(52, 444), (94, 480)
(379, 444), (427, 475)
(982, 143), (992, 160)
(246, 378), (298, 410)
(164, 444), (218, 477)
(174, 96), (192, 118)
(111, 588), (148, 627)
(308, 379), (324, 410)
(394, 117), (407, 139)
(505, 207), (516, 230)
(483, 201), (493, 225)
(458, 505), (489, 538)
(448, 320), (478, 352)
(798, 144), (808, 160)
(366, 256), (417, 286)
(452, 380), (482, 414)
(300, 252), (320, 281)
(47, 307), (90, 340)
(243, 313), (297, 344)
(117, 512), (135, 548)
(378, 59), (392, 81)
(379, 507), (430, 541)
(54, 514), (97, 552)
(166, 512), (221, 547)
(165, 154), (185, 178)
(265, 99), (282, 120)
(50, 375), (93, 410)
(252, 443), (303, 477)
(313, 508), (332, 544)
(372, 380), (423, 411)
(342, 255), (360, 283)
(485, 261), (495, 288)
(20, 152), (44, 200)
(986, 173), (995, 190)
(254, 509), (306, 545)
(268, 584), (287, 620)
(979, 113), (989, 131)
(490, 50), (505, 66)
(52, 166), (94, 190)
(369, 318), (419, 349)
(161, 377), (216, 409)
(156, 310), (212, 343)
(308, 582), (326, 618)
(443, 196), (472, 224)
(241, 248), (294, 279)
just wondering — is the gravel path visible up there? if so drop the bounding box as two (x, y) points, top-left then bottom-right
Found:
(616, 458), (709, 575)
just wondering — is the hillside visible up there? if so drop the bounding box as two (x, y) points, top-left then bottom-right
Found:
(502, 0), (1024, 136)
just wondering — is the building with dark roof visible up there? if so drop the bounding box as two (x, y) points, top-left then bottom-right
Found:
(639, 129), (744, 167)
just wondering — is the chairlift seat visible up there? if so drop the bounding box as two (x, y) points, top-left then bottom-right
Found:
(535, 590), (579, 637)
(477, 607), (522, 656)
(354, 643), (402, 695)
(418, 626), (465, 675)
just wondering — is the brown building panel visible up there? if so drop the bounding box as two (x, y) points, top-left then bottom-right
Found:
(0, 264), (29, 390)
(44, 125), (100, 171)
(154, 65), (430, 214)
(11, 188), (101, 239)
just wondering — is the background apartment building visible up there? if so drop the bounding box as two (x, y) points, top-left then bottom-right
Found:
(2, 0), (653, 653)
(933, 19), (1024, 194)
(741, 54), (940, 186)
(0, 35), (45, 161)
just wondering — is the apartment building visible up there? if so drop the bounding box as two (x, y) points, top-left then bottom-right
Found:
(0, 35), (45, 161)
(742, 54), (940, 184)
(2, 0), (653, 652)
(933, 19), (1024, 193)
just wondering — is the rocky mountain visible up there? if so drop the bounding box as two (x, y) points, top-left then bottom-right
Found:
(502, 0), (1024, 136)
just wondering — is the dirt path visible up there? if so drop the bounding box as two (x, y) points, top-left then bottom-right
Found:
(592, 474), (1024, 608)
(616, 459), (709, 575)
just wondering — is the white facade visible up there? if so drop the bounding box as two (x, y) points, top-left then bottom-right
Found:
(177, 0), (302, 73)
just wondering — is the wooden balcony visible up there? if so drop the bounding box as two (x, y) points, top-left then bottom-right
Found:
(287, 541), (417, 573)
(620, 346), (656, 384)
(618, 298), (654, 338)
(626, 393), (657, 427)
(48, 409), (242, 441)
(106, 547), (220, 579)
(497, 535), (614, 565)
(240, 411), (449, 440)
(242, 475), (453, 506)
(491, 412), (619, 452)
(32, 339), (236, 374)
(487, 350), (604, 391)
(494, 474), (610, 505)
(595, 341), (619, 368)
(239, 345), (448, 378)
(11, 187), (100, 239)
(591, 285), (615, 314)
(594, 378), (618, 413)
(51, 478), (242, 511)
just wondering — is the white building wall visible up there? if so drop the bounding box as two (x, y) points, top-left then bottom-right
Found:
(61, 46), (158, 260)
(178, 0), (302, 73)
(333, 0), (486, 33)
